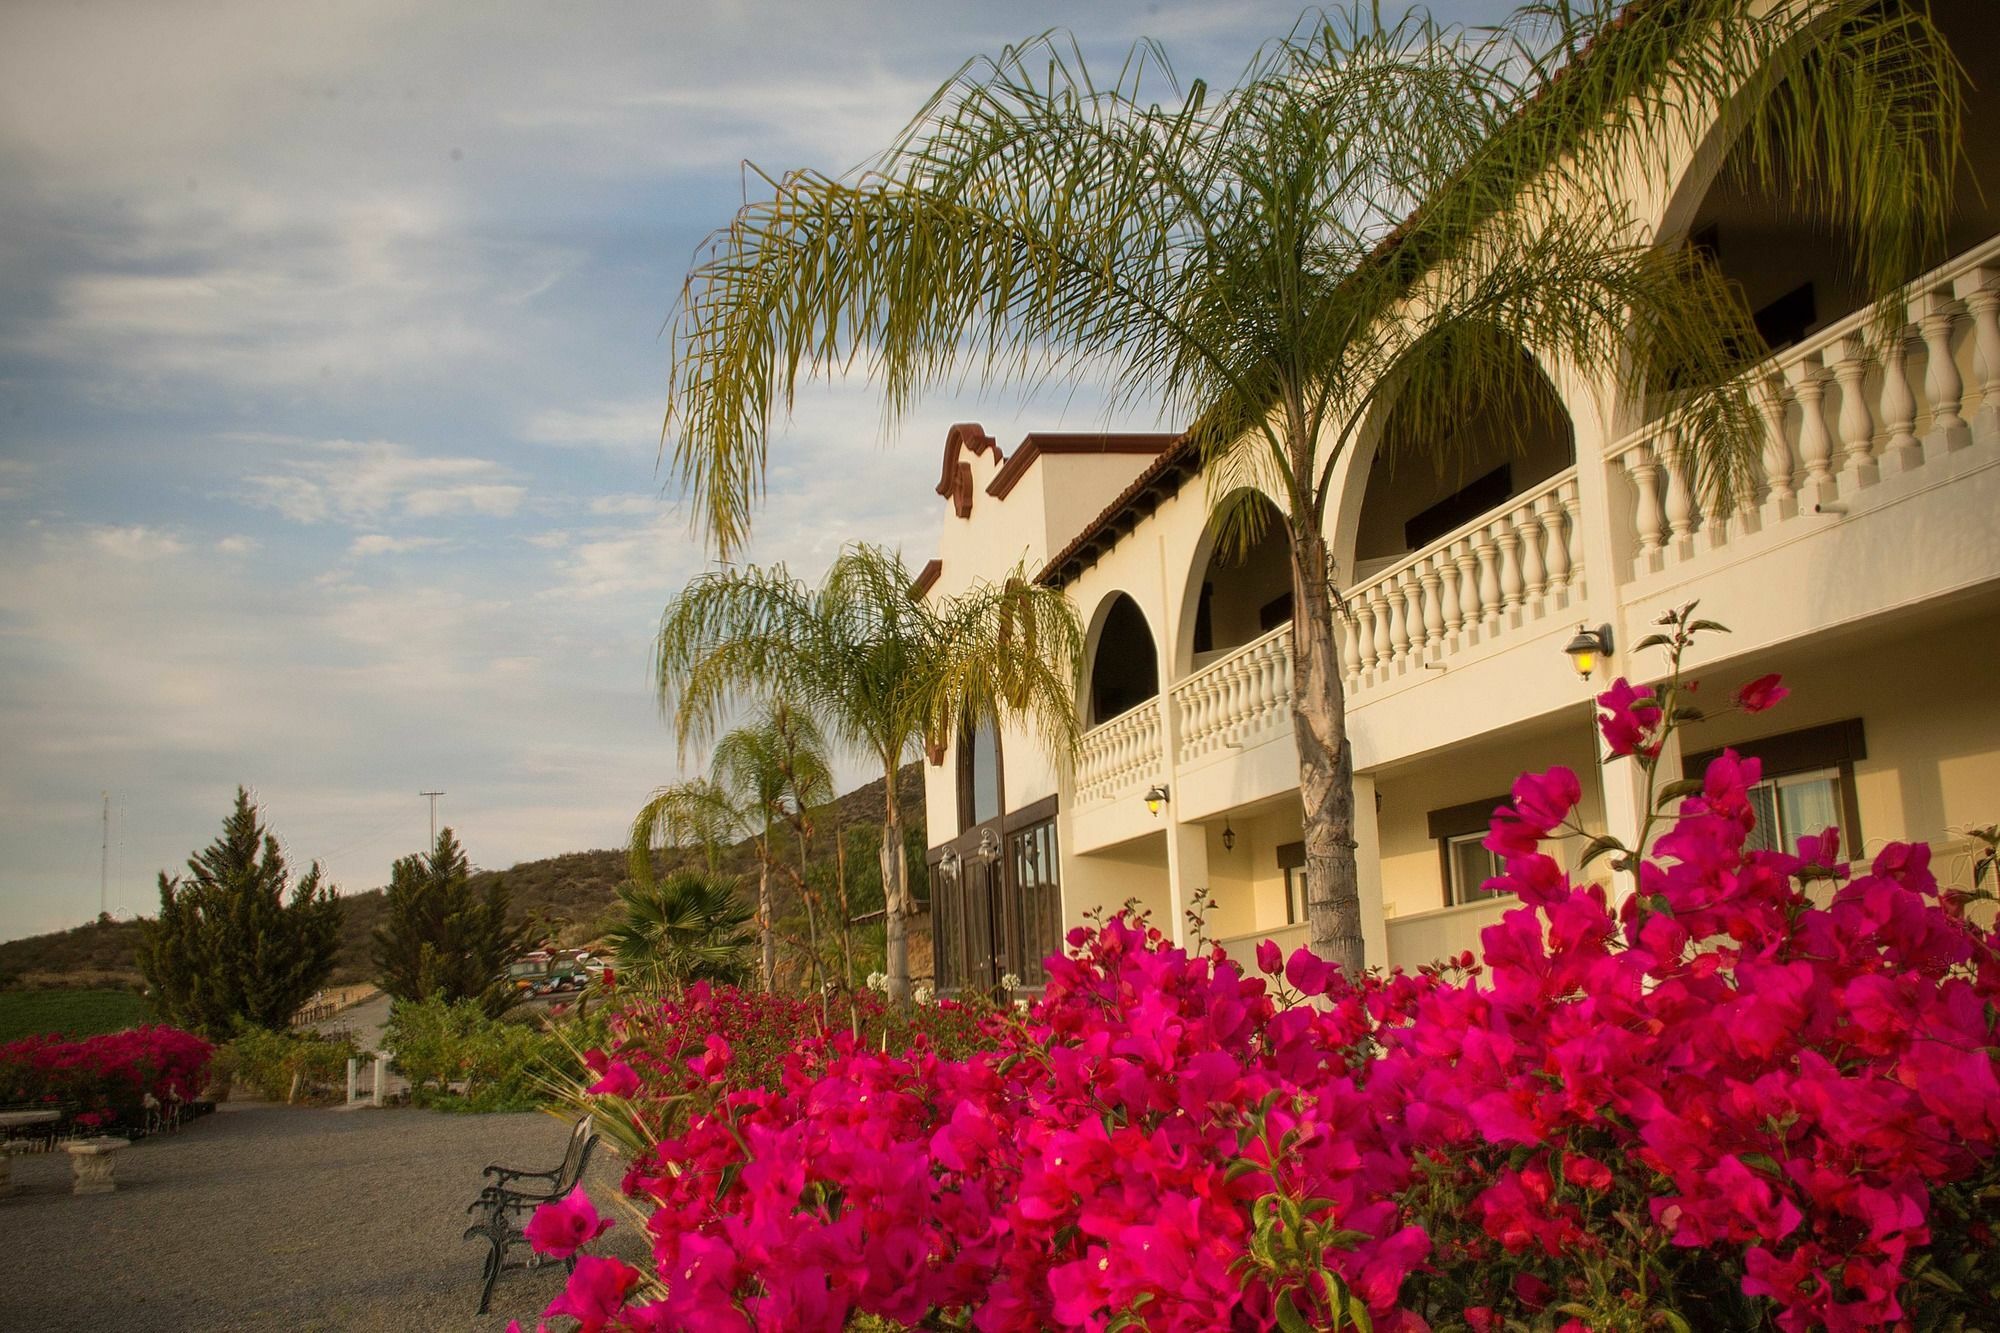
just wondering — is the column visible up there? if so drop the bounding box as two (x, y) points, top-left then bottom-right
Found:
(1162, 817), (1210, 949)
(1352, 772), (1388, 969)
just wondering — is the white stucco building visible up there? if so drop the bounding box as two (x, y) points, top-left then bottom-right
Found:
(914, 0), (2000, 991)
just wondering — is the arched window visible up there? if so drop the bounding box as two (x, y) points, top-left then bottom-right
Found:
(1352, 341), (1573, 582)
(957, 714), (1000, 832)
(1672, 0), (1997, 351)
(1187, 493), (1292, 670)
(1086, 594), (1158, 726)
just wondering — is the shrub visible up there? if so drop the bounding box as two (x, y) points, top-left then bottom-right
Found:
(539, 613), (2000, 1332)
(382, 994), (603, 1113)
(0, 1025), (213, 1130)
(228, 1026), (358, 1104)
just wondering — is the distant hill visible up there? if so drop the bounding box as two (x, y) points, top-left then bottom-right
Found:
(0, 763), (926, 990)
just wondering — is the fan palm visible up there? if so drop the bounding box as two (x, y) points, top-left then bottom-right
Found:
(655, 542), (1081, 1000)
(657, 0), (1963, 970)
(604, 870), (755, 996)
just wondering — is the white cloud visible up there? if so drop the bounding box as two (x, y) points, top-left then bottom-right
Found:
(348, 533), (449, 557)
(89, 525), (187, 560)
(589, 494), (655, 516)
(214, 535), (260, 555)
(524, 530), (571, 550)
(245, 439), (523, 525)
(522, 401), (663, 453)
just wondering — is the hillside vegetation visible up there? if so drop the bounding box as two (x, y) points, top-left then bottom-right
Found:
(0, 764), (925, 990)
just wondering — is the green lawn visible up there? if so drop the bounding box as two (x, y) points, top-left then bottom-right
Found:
(0, 988), (151, 1044)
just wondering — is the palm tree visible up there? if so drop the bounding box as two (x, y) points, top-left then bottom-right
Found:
(604, 870), (755, 996)
(654, 1), (1963, 971)
(655, 542), (1080, 1000)
(630, 700), (836, 992)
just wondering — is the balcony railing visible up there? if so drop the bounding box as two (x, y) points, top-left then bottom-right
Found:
(1175, 622), (1294, 766)
(1075, 702), (1163, 804)
(1608, 232), (2000, 582)
(1339, 467), (1584, 693)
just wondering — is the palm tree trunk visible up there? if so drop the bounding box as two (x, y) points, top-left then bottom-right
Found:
(757, 857), (775, 993)
(833, 816), (855, 989)
(880, 767), (911, 1002)
(1291, 523), (1365, 974)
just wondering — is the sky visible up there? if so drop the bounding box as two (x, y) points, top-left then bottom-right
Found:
(0, 0), (1508, 941)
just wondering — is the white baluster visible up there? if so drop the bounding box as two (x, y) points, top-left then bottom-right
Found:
(1786, 356), (1836, 503)
(1339, 610), (1361, 691)
(1453, 539), (1481, 640)
(1493, 518), (1523, 624)
(1386, 576), (1410, 669)
(1751, 376), (1795, 526)
(1957, 270), (2000, 442)
(1536, 490), (1569, 596)
(1660, 428), (1697, 554)
(1558, 478), (1584, 599)
(1623, 441), (1665, 576)
(1369, 585), (1393, 678)
(1514, 502), (1546, 608)
(1916, 290), (1970, 457)
(1402, 570), (1427, 657)
(1474, 530), (1502, 627)
(1830, 334), (1878, 493)
(1354, 590), (1378, 674)
(1436, 549), (1463, 641)
(1420, 557), (1445, 655)
(1876, 324), (1921, 476)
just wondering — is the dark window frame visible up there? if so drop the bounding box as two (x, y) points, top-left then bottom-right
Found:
(1683, 717), (1866, 855)
(1427, 794), (1512, 908)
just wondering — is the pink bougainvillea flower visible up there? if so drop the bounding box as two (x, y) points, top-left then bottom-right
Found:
(524, 1189), (614, 1258)
(1595, 678), (1664, 757)
(586, 1058), (640, 1098)
(1735, 672), (1789, 713)
(1255, 937), (1283, 976)
(544, 1255), (639, 1331)
(687, 1033), (732, 1078)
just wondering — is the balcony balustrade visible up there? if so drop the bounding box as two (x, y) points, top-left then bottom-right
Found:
(1074, 703), (1162, 804)
(1609, 233), (2000, 581)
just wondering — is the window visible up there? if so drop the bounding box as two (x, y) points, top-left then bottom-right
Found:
(1006, 818), (1062, 987)
(1278, 841), (1305, 924)
(1443, 832), (1507, 905)
(957, 716), (1000, 832)
(1427, 794), (1513, 908)
(1685, 718), (1865, 859)
(1745, 767), (1844, 855)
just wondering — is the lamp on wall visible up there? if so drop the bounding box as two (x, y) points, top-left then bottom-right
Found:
(1221, 820), (1236, 852)
(1144, 783), (1170, 816)
(1563, 623), (1615, 680)
(976, 827), (1002, 863)
(938, 848), (962, 886)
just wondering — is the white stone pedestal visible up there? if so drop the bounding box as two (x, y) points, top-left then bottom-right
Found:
(63, 1137), (129, 1195)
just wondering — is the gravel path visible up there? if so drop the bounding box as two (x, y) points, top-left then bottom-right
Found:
(0, 1101), (648, 1332)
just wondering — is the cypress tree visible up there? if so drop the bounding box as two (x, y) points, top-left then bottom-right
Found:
(372, 828), (529, 1017)
(137, 787), (343, 1036)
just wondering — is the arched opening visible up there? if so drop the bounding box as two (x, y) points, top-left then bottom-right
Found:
(1675, 0), (1999, 351)
(1350, 342), (1575, 583)
(1185, 492), (1293, 673)
(1085, 594), (1159, 727)
(956, 714), (1001, 833)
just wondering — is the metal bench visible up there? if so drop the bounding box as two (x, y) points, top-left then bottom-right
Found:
(462, 1117), (599, 1315)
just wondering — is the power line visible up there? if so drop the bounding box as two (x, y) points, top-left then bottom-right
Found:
(99, 791), (109, 919)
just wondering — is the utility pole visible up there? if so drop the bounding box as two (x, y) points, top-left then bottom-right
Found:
(100, 792), (109, 919)
(420, 791), (445, 847)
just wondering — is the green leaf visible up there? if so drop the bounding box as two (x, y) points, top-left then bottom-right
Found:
(1657, 777), (1706, 803)
(1578, 834), (1628, 868)
(1274, 1292), (1315, 1333)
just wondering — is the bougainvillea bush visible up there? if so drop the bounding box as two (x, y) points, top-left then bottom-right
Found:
(528, 613), (2000, 1332)
(0, 1024), (214, 1129)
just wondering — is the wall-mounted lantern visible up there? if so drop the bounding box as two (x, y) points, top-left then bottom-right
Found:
(938, 848), (962, 886)
(1563, 623), (1615, 680)
(1144, 783), (1170, 816)
(1221, 820), (1236, 852)
(976, 827), (1002, 864)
